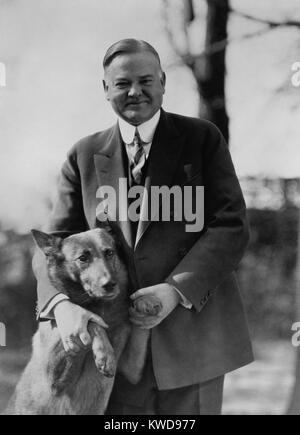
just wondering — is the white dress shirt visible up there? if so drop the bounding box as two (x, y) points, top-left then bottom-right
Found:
(118, 108), (160, 151)
(40, 109), (192, 319)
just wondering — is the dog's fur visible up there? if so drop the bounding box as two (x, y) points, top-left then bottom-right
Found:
(5, 228), (161, 415)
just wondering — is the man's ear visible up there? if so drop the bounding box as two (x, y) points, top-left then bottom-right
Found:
(31, 230), (63, 257)
(102, 79), (110, 101)
(160, 71), (166, 93)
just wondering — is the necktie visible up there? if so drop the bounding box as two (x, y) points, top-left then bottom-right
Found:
(129, 128), (147, 185)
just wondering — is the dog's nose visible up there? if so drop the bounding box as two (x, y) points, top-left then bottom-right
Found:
(102, 280), (116, 293)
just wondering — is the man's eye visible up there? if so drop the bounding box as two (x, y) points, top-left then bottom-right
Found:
(104, 249), (115, 259)
(115, 82), (128, 88)
(141, 80), (152, 85)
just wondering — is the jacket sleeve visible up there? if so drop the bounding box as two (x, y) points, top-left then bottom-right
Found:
(33, 149), (88, 317)
(166, 125), (249, 313)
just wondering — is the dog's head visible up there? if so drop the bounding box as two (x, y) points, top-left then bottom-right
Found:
(32, 228), (129, 304)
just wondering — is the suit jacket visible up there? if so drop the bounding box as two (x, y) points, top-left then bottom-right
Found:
(34, 109), (254, 389)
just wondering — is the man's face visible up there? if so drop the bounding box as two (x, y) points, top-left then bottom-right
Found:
(103, 51), (166, 125)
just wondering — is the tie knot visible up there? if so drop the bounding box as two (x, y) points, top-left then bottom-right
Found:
(133, 128), (143, 146)
(128, 128), (148, 156)
(128, 128), (147, 185)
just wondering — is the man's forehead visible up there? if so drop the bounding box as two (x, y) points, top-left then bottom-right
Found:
(105, 52), (161, 75)
(113, 72), (155, 80)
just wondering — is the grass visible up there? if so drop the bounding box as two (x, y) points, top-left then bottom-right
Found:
(0, 339), (296, 415)
(223, 340), (295, 415)
(0, 348), (31, 413)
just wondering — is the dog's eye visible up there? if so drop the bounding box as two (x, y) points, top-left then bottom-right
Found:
(77, 253), (90, 263)
(104, 249), (115, 259)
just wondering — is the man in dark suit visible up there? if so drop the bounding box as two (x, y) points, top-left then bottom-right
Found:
(33, 39), (253, 415)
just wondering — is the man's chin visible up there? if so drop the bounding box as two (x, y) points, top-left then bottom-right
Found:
(122, 109), (152, 125)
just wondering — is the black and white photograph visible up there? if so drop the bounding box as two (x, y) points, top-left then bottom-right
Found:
(1, 0), (300, 417)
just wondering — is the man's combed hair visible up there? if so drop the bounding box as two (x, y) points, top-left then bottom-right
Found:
(103, 39), (162, 70)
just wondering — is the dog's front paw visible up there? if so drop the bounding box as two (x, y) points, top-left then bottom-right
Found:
(94, 348), (116, 378)
(133, 295), (162, 317)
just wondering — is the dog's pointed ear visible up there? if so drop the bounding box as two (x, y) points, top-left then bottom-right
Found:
(31, 230), (63, 256)
(95, 218), (114, 235)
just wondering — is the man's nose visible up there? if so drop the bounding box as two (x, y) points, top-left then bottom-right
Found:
(128, 84), (142, 98)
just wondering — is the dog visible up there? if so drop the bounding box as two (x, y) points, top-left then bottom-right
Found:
(5, 227), (161, 415)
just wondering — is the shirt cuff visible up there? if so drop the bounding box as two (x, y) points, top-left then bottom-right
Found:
(171, 286), (193, 309)
(39, 294), (70, 320)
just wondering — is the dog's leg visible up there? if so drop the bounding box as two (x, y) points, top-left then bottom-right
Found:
(31, 322), (87, 398)
(88, 322), (116, 378)
(109, 322), (131, 360)
(118, 295), (162, 384)
(50, 324), (117, 394)
(49, 342), (88, 396)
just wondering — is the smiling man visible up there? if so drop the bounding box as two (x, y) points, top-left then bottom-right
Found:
(103, 46), (166, 126)
(33, 39), (253, 415)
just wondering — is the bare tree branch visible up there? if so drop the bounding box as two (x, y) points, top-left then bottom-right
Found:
(162, 0), (196, 70)
(163, 0), (300, 77)
(237, 26), (276, 42)
(177, 27), (274, 68)
(162, 0), (290, 71)
(231, 8), (300, 29)
(162, 0), (192, 63)
(196, 26), (272, 57)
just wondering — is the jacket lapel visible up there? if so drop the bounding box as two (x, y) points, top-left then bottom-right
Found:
(94, 124), (133, 250)
(135, 110), (186, 249)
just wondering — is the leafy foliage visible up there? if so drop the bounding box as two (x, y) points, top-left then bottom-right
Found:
(238, 208), (297, 339)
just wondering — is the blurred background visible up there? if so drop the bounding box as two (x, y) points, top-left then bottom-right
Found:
(1, 0), (300, 415)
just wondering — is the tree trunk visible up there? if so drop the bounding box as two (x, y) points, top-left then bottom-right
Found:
(183, 0), (195, 23)
(193, 0), (229, 142)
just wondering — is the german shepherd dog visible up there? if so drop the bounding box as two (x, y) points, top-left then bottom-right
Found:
(5, 227), (161, 415)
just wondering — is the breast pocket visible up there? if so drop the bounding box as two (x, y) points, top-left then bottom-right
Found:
(184, 170), (203, 186)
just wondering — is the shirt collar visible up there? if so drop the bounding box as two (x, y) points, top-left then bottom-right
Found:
(118, 109), (161, 145)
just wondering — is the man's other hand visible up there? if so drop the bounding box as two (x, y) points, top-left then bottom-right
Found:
(129, 283), (180, 329)
(53, 300), (108, 355)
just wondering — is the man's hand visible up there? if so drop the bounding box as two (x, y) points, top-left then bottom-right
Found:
(53, 300), (108, 355)
(129, 283), (180, 329)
